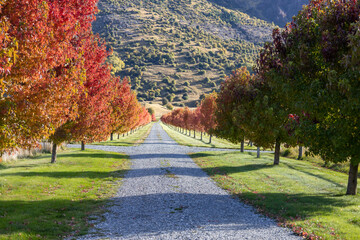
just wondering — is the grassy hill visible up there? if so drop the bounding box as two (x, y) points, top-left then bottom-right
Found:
(93, 0), (276, 107)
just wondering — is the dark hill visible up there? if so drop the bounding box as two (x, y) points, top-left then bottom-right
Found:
(208, 0), (306, 27)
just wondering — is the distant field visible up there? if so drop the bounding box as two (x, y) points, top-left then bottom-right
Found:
(91, 122), (154, 147)
(191, 151), (360, 240)
(0, 149), (129, 239)
(161, 122), (257, 150)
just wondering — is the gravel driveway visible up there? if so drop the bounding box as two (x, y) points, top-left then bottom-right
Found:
(71, 122), (299, 239)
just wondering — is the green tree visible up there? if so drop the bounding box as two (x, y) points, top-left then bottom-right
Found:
(256, 0), (360, 194)
(107, 54), (125, 75)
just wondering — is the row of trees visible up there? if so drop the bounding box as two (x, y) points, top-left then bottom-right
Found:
(0, 0), (152, 163)
(161, 92), (217, 143)
(161, 0), (360, 195)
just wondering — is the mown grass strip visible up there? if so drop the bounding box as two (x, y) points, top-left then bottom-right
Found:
(161, 122), (256, 150)
(92, 122), (154, 147)
(190, 151), (360, 240)
(0, 149), (129, 239)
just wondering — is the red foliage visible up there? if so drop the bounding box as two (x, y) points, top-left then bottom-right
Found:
(161, 92), (217, 135)
(0, 0), (99, 152)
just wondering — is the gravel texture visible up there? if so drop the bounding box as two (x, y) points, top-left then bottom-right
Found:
(71, 122), (299, 240)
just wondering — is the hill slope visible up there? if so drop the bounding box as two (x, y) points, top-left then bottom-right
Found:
(209, 0), (306, 27)
(93, 0), (276, 106)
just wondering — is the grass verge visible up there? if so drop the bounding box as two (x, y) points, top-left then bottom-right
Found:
(161, 122), (256, 150)
(0, 148), (129, 239)
(190, 151), (360, 240)
(92, 122), (154, 147)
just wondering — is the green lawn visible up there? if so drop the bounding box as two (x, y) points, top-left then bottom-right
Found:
(190, 151), (360, 240)
(161, 122), (256, 150)
(91, 122), (154, 147)
(0, 149), (129, 239)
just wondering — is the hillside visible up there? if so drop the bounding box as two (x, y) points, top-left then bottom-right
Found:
(93, 0), (276, 107)
(209, 0), (306, 27)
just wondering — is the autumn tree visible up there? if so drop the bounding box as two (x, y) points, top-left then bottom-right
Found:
(0, 0), (98, 155)
(215, 67), (250, 152)
(199, 92), (217, 144)
(256, 0), (360, 194)
(49, 33), (114, 162)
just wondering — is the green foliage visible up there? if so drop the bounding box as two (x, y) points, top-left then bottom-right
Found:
(216, 67), (296, 164)
(255, 0), (360, 193)
(166, 103), (174, 110)
(162, 98), (169, 105)
(107, 53), (125, 75)
(147, 107), (155, 115)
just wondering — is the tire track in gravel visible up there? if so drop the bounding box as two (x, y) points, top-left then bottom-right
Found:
(71, 122), (299, 240)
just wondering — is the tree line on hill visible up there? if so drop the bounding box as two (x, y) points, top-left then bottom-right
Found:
(161, 0), (360, 195)
(0, 0), (152, 163)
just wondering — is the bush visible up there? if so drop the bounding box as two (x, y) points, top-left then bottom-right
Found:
(203, 77), (211, 84)
(198, 70), (206, 75)
(162, 98), (169, 105)
(281, 149), (291, 157)
(166, 103), (174, 110)
(209, 81), (216, 87)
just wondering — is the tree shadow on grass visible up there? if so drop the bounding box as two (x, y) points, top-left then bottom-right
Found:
(0, 192), (354, 239)
(202, 164), (275, 176)
(0, 170), (127, 179)
(235, 192), (355, 220)
(57, 153), (126, 160)
(0, 198), (105, 239)
(281, 162), (346, 188)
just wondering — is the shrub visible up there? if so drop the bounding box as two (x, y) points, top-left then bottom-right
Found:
(166, 103), (174, 110)
(198, 70), (206, 75)
(162, 98), (169, 105)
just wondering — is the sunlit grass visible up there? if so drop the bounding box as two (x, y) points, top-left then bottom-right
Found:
(0, 149), (129, 239)
(191, 151), (360, 240)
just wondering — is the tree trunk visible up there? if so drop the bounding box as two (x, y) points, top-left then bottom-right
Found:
(51, 143), (57, 164)
(201, 132), (203, 140)
(209, 134), (212, 144)
(346, 162), (359, 195)
(250, 141), (253, 147)
(240, 139), (244, 153)
(110, 133), (113, 141)
(298, 146), (303, 160)
(81, 141), (85, 151)
(123, 134), (125, 137)
(274, 139), (281, 165)
(194, 130), (196, 138)
(118, 134), (120, 139)
(257, 147), (260, 158)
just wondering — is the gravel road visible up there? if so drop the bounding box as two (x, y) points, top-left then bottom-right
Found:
(71, 122), (299, 239)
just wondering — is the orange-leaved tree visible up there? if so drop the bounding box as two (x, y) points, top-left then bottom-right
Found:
(0, 0), (98, 156)
(198, 92), (217, 144)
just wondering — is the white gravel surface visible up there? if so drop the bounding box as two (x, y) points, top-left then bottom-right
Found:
(71, 122), (299, 239)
